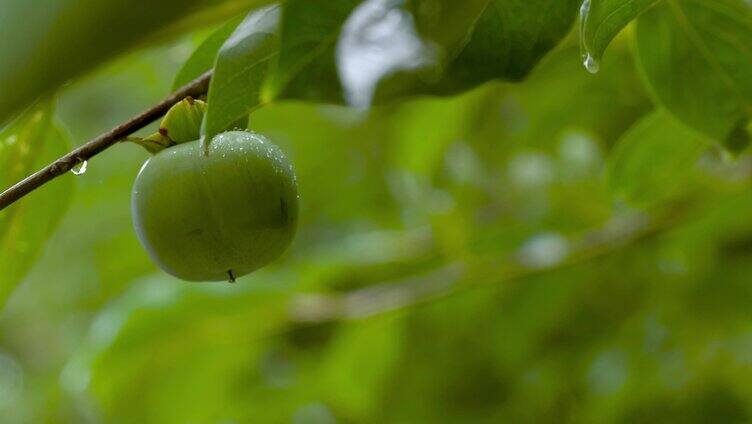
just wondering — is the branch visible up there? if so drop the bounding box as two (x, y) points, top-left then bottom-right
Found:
(290, 264), (464, 323)
(288, 210), (670, 323)
(0, 70), (213, 211)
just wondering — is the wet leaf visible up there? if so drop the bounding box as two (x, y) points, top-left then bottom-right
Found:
(579, 0), (660, 63)
(204, 6), (281, 139)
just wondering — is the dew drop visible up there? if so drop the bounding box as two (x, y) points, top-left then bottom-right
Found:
(578, 0), (599, 74)
(71, 160), (88, 176)
(583, 53), (600, 74)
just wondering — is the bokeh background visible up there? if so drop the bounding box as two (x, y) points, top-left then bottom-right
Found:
(3, 21), (752, 424)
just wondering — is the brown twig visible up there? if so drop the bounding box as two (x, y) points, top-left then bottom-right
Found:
(0, 70), (214, 211)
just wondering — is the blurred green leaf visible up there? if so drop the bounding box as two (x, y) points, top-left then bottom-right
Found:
(722, 117), (752, 155)
(607, 109), (709, 206)
(172, 17), (244, 91)
(0, 105), (53, 189)
(308, 317), (403, 420)
(85, 274), (291, 422)
(0, 105), (74, 306)
(0, 0), (272, 125)
(82, 266), (424, 422)
(580, 0), (660, 63)
(504, 41), (652, 149)
(635, 0), (752, 139)
(204, 6), (280, 139)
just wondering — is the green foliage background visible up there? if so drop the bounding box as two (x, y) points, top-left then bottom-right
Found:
(1, 0), (752, 422)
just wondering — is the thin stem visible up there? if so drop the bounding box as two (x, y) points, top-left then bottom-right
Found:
(0, 70), (214, 211)
(290, 209), (673, 323)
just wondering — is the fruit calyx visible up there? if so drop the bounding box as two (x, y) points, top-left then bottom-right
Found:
(127, 96), (207, 154)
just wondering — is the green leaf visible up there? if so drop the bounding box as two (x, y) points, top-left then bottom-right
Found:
(606, 109), (709, 206)
(407, 0), (492, 59)
(336, 0), (440, 107)
(441, 0), (581, 88)
(204, 0), (577, 114)
(580, 0), (661, 64)
(342, 0), (493, 104)
(204, 6), (281, 140)
(265, 0), (489, 106)
(0, 105), (53, 188)
(635, 0), (752, 139)
(0, 0), (272, 125)
(262, 0), (361, 104)
(172, 16), (245, 91)
(0, 106), (74, 306)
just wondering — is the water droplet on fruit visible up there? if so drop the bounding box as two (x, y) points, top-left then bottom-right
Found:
(583, 53), (600, 74)
(71, 160), (88, 176)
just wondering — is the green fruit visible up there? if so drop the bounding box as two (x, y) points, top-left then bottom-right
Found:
(131, 131), (298, 281)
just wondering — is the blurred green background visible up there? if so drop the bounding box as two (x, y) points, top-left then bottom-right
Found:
(3, 9), (752, 424)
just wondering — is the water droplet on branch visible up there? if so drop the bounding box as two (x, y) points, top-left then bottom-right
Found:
(71, 160), (88, 176)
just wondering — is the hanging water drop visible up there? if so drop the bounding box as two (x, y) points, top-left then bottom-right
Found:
(71, 160), (88, 176)
(583, 54), (600, 74)
(578, 0), (599, 74)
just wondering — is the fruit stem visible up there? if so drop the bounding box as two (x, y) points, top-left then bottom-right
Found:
(227, 270), (236, 283)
